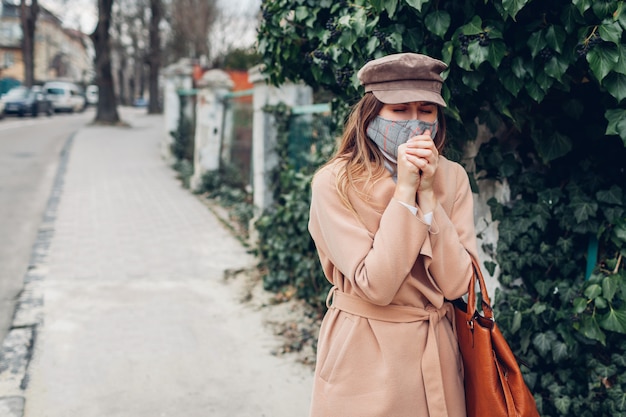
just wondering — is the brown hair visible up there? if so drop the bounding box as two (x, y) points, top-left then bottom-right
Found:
(325, 92), (447, 214)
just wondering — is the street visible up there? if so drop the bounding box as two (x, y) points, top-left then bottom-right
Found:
(0, 109), (95, 345)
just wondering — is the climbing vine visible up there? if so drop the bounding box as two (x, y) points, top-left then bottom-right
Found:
(254, 104), (337, 312)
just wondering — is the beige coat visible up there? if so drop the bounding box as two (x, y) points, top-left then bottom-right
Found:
(308, 156), (478, 417)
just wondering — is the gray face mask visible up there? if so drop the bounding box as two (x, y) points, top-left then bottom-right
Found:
(366, 116), (438, 159)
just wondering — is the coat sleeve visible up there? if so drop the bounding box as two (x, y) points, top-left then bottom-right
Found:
(420, 163), (478, 300)
(308, 167), (431, 305)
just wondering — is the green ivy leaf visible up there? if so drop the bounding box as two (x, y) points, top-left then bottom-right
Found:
(614, 220), (626, 242)
(572, 0), (592, 16)
(532, 302), (548, 315)
(498, 221), (518, 245)
(561, 5), (581, 33)
(557, 236), (574, 253)
(545, 55), (570, 82)
(593, 0), (616, 19)
(501, 70), (524, 96)
(486, 40), (507, 69)
(338, 29), (358, 50)
(528, 31), (547, 58)
(552, 341), (569, 362)
(533, 331), (557, 356)
(525, 80), (546, 102)
(369, 0), (383, 13)
(461, 15), (483, 35)
(535, 132), (572, 162)
(353, 8), (368, 37)
(578, 314), (607, 345)
(535, 69), (555, 93)
(502, 0), (529, 20)
(603, 72), (626, 103)
(545, 25), (567, 53)
(605, 108), (626, 145)
(366, 36), (379, 55)
(600, 307), (626, 333)
(595, 296), (608, 309)
(587, 43), (619, 82)
(405, 0), (428, 13)
(619, 3), (626, 29)
(554, 396), (572, 414)
(571, 197), (598, 223)
(511, 56), (526, 78)
(613, 44), (626, 75)
(599, 20), (623, 45)
(585, 283), (603, 299)
(384, 0), (399, 17)
(573, 297), (588, 313)
(388, 32), (403, 50)
(467, 40), (489, 68)
(425, 11), (451, 38)
(603, 275), (621, 302)
(597, 186), (623, 205)
(453, 47), (472, 71)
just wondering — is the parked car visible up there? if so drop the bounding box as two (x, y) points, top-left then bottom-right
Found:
(86, 85), (98, 106)
(133, 97), (148, 108)
(42, 81), (86, 113)
(1, 86), (54, 117)
(0, 99), (5, 120)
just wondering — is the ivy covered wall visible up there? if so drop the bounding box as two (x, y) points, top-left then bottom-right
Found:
(256, 1), (626, 415)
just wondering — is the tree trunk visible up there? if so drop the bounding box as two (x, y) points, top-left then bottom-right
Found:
(20, 0), (38, 87)
(147, 0), (162, 114)
(117, 54), (127, 105)
(90, 0), (120, 124)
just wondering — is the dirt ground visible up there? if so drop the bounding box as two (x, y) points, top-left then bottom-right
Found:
(224, 267), (322, 371)
(202, 196), (323, 373)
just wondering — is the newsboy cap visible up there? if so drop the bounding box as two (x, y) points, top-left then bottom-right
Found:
(357, 53), (447, 107)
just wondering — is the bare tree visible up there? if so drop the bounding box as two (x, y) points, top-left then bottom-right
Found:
(20, 0), (39, 87)
(91, 0), (120, 123)
(168, 0), (218, 61)
(147, 0), (162, 113)
(208, 4), (259, 68)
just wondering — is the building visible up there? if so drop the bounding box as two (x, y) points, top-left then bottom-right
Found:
(0, 0), (92, 90)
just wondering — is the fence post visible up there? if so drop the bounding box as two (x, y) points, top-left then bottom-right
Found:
(161, 58), (194, 163)
(190, 69), (234, 191)
(248, 65), (313, 214)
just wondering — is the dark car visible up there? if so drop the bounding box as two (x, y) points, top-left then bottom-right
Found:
(2, 86), (54, 117)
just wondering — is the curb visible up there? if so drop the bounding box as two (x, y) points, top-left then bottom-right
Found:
(0, 133), (74, 417)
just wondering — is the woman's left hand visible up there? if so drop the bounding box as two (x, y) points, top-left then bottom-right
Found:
(405, 131), (439, 191)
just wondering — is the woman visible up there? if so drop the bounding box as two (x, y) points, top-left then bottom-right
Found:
(308, 53), (478, 417)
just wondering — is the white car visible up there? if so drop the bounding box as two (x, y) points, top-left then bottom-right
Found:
(42, 81), (86, 113)
(86, 85), (98, 106)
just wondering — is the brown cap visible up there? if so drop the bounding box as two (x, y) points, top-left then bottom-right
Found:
(357, 53), (447, 107)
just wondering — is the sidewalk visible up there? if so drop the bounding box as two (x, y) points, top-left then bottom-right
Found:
(0, 107), (312, 417)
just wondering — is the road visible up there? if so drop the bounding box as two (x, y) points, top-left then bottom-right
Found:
(0, 109), (95, 344)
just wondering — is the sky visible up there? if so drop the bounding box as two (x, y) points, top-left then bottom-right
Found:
(40, 0), (98, 33)
(39, 0), (261, 35)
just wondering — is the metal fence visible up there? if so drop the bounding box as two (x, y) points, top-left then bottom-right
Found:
(287, 103), (334, 171)
(223, 89), (254, 187)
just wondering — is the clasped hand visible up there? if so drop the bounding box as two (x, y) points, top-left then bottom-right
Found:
(396, 131), (439, 193)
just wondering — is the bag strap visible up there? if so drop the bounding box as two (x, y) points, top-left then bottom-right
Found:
(466, 256), (494, 321)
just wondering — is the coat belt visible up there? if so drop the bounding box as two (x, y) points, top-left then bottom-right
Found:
(326, 287), (454, 417)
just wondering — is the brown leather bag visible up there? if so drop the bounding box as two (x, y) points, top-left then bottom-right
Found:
(452, 257), (540, 417)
